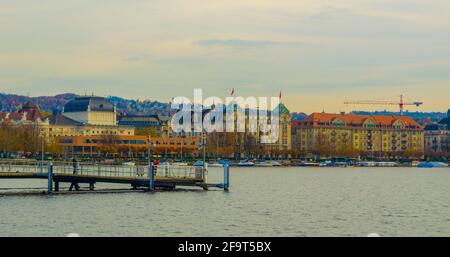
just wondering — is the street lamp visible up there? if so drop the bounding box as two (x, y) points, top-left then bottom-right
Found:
(147, 135), (152, 164)
(38, 133), (44, 172)
(202, 131), (206, 168)
(147, 135), (154, 192)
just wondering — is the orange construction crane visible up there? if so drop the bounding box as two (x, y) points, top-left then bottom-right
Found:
(344, 95), (423, 116)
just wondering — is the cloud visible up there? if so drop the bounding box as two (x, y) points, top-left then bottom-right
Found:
(194, 39), (301, 48)
(0, 0), (449, 112)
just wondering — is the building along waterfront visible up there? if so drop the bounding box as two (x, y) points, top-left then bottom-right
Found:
(2, 95), (445, 162)
(50, 96), (198, 159)
(424, 109), (449, 160)
(44, 96), (134, 138)
(57, 135), (199, 159)
(203, 103), (292, 160)
(292, 113), (424, 160)
(118, 114), (171, 137)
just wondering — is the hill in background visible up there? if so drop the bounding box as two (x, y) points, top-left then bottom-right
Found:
(0, 93), (171, 117)
(0, 92), (446, 124)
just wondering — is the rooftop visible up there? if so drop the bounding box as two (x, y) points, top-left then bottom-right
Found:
(0, 101), (43, 123)
(49, 114), (84, 126)
(298, 112), (423, 129)
(64, 96), (115, 113)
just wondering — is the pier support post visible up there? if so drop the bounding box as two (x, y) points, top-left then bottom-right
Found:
(47, 162), (53, 194)
(223, 164), (230, 191)
(149, 162), (154, 192)
(54, 181), (59, 192)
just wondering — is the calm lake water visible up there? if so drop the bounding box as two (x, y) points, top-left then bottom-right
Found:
(0, 167), (449, 237)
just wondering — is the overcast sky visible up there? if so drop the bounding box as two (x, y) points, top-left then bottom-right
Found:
(0, 0), (449, 113)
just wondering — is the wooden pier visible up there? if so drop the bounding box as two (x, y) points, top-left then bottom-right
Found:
(0, 160), (230, 194)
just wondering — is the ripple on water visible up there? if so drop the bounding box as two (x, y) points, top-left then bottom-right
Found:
(0, 167), (449, 236)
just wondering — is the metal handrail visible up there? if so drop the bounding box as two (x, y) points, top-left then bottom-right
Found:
(0, 159), (207, 180)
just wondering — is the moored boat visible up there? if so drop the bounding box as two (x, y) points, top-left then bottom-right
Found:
(357, 161), (398, 167)
(319, 161), (349, 167)
(417, 162), (448, 168)
(193, 160), (206, 167)
(236, 161), (256, 167)
(255, 161), (282, 167)
(269, 161), (282, 167)
(256, 161), (273, 167)
(298, 162), (320, 167)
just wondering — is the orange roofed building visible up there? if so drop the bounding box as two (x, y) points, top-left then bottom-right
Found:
(57, 135), (199, 159)
(291, 113), (424, 159)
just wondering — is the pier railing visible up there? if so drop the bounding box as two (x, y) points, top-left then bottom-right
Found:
(0, 160), (207, 181)
(0, 159), (44, 173)
(0, 159), (231, 193)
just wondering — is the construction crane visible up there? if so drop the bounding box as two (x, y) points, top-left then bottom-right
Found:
(344, 95), (423, 116)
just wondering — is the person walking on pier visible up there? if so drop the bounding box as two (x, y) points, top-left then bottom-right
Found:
(69, 158), (80, 191)
(152, 159), (159, 174)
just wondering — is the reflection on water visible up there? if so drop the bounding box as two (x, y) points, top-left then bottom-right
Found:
(0, 167), (449, 237)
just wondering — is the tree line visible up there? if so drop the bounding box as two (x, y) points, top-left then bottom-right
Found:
(0, 124), (61, 158)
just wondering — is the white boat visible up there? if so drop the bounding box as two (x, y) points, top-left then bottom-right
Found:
(236, 161), (255, 167)
(269, 161), (282, 167)
(319, 162), (329, 167)
(358, 161), (398, 167)
(256, 162), (273, 167)
(255, 161), (282, 167)
(298, 162), (320, 167)
(319, 161), (350, 167)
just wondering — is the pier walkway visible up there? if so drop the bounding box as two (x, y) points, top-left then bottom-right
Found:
(0, 160), (230, 194)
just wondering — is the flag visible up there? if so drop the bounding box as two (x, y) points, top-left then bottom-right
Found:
(230, 88), (235, 96)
